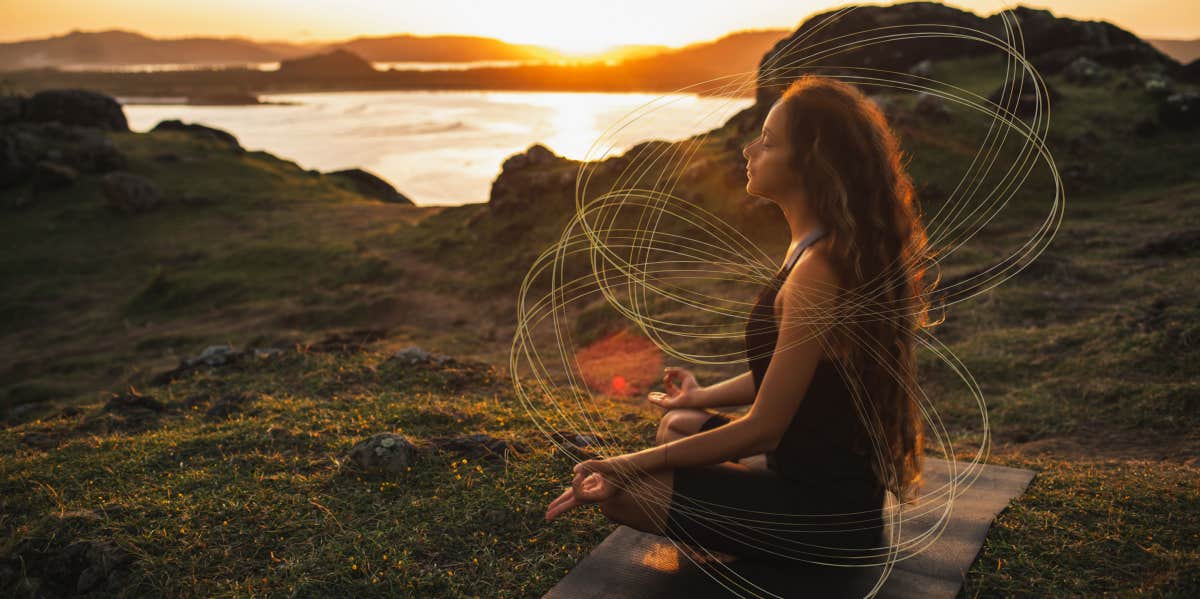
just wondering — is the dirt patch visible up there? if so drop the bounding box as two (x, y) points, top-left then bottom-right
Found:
(994, 423), (1200, 465)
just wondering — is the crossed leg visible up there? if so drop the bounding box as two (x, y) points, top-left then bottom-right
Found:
(595, 409), (762, 534)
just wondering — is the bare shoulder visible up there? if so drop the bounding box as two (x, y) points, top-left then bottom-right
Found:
(780, 241), (844, 308)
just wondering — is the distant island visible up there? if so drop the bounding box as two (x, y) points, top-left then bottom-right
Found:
(0, 29), (792, 103)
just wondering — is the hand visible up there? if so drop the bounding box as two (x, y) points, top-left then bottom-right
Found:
(544, 472), (617, 521)
(648, 366), (704, 411)
(545, 458), (626, 521)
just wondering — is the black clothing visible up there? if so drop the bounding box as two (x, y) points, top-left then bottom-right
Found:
(662, 227), (885, 566)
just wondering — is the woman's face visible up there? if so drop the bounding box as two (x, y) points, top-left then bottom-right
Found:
(742, 101), (797, 201)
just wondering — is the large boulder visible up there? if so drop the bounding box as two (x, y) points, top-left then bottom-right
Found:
(150, 119), (244, 152)
(24, 89), (129, 132)
(326, 168), (414, 204)
(0, 118), (126, 188)
(488, 143), (577, 214)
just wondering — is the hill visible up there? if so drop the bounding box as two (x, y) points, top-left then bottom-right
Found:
(1, 2), (1198, 596)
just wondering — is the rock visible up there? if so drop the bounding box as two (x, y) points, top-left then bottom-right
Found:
(1158, 92), (1200, 131)
(0, 122), (124, 188)
(914, 92), (951, 123)
(32, 160), (77, 192)
(185, 344), (241, 367)
(488, 144), (576, 214)
(908, 59), (933, 78)
(1063, 56), (1109, 84)
(326, 168), (414, 204)
(150, 345), (249, 385)
(1142, 72), (1174, 98)
(425, 433), (527, 461)
(103, 388), (166, 415)
(548, 431), (604, 459)
(0, 128), (43, 188)
(24, 89), (129, 132)
(204, 392), (256, 421)
(525, 143), (558, 166)
(78, 387), (169, 433)
(101, 172), (164, 214)
(150, 119), (244, 152)
(67, 129), (126, 173)
(8, 538), (135, 596)
(392, 345), (454, 365)
(551, 430), (603, 447)
(307, 328), (389, 352)
(253, 347), (284, 358)
(754, 4), (1173, 107)
(348, 433), (418, 475)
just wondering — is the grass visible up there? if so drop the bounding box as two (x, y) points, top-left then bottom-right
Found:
(1, 52), (1198, 596)
(0, 350), (646, 596)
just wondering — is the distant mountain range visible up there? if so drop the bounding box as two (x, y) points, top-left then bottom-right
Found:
(1146, 38), (1200, 64)
(0, 28), (789, 71)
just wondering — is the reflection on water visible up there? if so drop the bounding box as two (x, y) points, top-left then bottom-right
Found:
(52, 59), (593, 73)
(123, 89), (752, 206)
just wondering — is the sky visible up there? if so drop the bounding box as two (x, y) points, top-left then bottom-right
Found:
(1, 0), (1196, 53)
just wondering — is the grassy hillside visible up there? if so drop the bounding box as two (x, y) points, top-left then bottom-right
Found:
(2, 50), (1198, 596)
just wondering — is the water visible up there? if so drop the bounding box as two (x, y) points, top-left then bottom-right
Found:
(122, 89), (753, 206)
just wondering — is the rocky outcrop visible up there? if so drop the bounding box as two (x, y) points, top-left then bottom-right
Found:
(150, 119), (244, 152)
(24, 89), (130, 132)
(487, 143), (577, 214)
(326, 168), (414, 204)
(1, 117), (127, 190)
(753, 3), (1181, 109)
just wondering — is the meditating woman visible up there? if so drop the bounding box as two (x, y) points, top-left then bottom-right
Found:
(544, 75), (934, 566)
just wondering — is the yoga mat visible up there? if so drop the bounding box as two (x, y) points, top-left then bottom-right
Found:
(543, 457), (1036, 598)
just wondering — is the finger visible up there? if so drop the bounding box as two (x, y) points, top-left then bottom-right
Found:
(547, 487), (574, 511)
(545, 494), (580, 521)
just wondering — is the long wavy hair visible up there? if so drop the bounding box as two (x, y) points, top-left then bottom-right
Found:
(772, 75), (937, 504)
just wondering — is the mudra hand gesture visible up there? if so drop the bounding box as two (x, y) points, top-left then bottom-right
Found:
(647, 366), (703, 411)
(544, 458), (624, 521)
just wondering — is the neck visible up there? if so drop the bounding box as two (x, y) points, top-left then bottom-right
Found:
(776, 193), (823, 247)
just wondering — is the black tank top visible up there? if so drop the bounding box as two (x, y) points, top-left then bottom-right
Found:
(744, 227), (877, 484)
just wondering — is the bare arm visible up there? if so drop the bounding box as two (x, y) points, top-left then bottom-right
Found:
(691, 371), (757, 408)
(619, 252), (843, 476)
(619, 415), (776, 475)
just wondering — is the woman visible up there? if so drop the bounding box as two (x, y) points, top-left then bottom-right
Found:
(544, 75), (934, 567)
